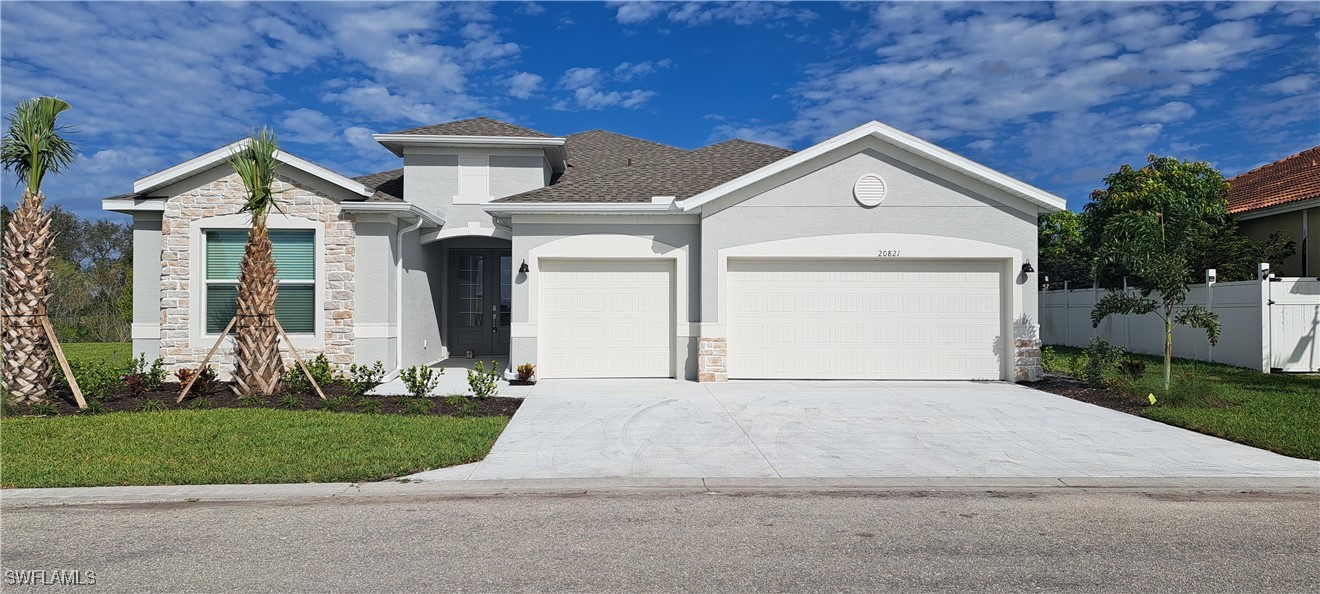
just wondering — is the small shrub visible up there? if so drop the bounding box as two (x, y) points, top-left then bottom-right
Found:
(129, 354), (167, 391)
(82, 399), (106, 414)
(345, 361), (386, 398)
(1115, 359), (1146, 381)
(1163, 371), (1228, 408)
(187, 397), (214, 410)
(138, 398), (167, 413)
(175, 366), (218, 396)
(282, 354), (339, 394)
(279, 394), (303, 410)
(321, 395), (355, 412)
(123, 372), (148, 397)
(357, 397), (382, 415)
(238, 394), (265, 408)
(400, 365), (442, 400)
(445, 394), (481, 417)
(1067, 352), (1088, 380)
(403, 396), (432, 415)
(29, 401), (58, 417)
(1081, 338), (1126, 387)
(468, 361), (501, 400)
(516, 363), (536, 383)
(1040, 346), (1061, 374)
(56, 359), (131, 403)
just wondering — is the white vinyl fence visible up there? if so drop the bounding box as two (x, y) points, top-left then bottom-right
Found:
(1041, 278), (1319, 373)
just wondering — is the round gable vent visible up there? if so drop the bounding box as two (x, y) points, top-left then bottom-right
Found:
(853, 173), (887, 207)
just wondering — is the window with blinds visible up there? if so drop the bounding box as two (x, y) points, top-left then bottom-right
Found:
(204, 229), (315, 334)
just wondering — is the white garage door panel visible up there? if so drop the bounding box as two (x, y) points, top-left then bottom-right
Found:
(728, 259), (1003, 380)
(540, 259), (674, 378)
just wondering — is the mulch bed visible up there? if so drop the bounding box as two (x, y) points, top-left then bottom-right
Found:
(1023, 373), (1149, 416)
(13, 382), (523, 417)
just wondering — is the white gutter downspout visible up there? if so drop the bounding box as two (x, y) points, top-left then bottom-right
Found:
(388, 216), (426, 379)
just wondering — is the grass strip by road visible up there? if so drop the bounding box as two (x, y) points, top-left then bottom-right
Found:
(1044, 345), (1320, 460)
(1, 409), (507, 488)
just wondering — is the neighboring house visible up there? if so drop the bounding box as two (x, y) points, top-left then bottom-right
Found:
(104, 118), (1066, 383)
(1227, 146), (1319, 277)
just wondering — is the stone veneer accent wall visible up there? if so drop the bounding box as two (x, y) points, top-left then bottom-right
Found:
(697, 337), (728, 383)
(1013, 322), (1043, 382)
(159, 172), (355, 376)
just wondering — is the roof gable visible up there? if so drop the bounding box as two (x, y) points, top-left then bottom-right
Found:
(131, 139), (371, 199)
(679, 121), (1066, 214)
(1226, 146), (1320, 214)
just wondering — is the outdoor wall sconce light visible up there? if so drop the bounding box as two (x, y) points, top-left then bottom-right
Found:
(1021, 260), (1035, 274)
(519, 260), (530, 274)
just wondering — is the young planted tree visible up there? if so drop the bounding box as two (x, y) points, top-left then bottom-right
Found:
(228, 129), (286, 397)
(0, 97), (75, 403)
(1087, 156), (1223, 391)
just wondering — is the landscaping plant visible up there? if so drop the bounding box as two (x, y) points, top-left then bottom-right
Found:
(175, 366), (218, 396)
(400, 365), (441, 399)
(1081, 338), (1126, 388)
(227, 129), (287, 398)
(0, 97), (76, 403)
(345, 361), (386, 398)
(1087, 156), (1223, 391)
(282, 353), (339, 394)
(516, 363), (536, 383)
(468, 360), (501, 400)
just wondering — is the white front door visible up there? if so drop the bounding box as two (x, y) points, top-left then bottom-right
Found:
(727, 259), (1004, 380)
(539, 259), (675, 378)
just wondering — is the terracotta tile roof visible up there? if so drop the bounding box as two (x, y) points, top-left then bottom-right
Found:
(385, 116), (553, 138)
(1226, 146), (1320, 214)
(352, 169), (404, 202)
(493, 138), (794, 203)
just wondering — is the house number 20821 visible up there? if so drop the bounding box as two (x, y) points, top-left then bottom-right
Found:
(876, 250), (901, 257)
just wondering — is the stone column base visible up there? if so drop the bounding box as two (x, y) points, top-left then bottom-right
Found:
(698, 337), (727, 383)
(1013, 322), (1043, 382)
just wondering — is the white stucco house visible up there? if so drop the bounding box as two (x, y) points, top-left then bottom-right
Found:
(104, 117), (1066, 383)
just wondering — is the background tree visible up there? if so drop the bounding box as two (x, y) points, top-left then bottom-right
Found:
(1088, 156), (1223, 390)
(0, 97), (75, 403)
(1038, 210), (1094, 289)
(229, 129), (286, 397)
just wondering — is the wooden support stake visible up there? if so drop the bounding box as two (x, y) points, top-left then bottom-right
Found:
(273, 317), (326, 400)
(177, 315), (237, 403)
(41, 316), (86, 410)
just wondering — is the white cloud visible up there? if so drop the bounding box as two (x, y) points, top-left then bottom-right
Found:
(558, 67), (604, 90)
(1140, 102), (1197, 124)
(967, 139), (995, 151)
(610, 1), (817, 27)
(573, 88), (657, 110)
(614, 59), (673, 81)
(281, 108), (336, 144)
(1262, 74), (1317, 95)
(610, 1), (669, 24)
(506, 72), (544, 99)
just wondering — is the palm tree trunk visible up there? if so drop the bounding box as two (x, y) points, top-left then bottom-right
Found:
(1, 189), (54, 403)
(231, 220), (283, 397)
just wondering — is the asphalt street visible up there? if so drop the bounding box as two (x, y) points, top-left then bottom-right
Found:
(3, 488), (1317, 593)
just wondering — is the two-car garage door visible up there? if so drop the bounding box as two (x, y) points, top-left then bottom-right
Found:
(727, 259), (1004, 380)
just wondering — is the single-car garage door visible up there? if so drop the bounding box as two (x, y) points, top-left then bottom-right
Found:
(539, 259), (674, 378)
(727, 259), (1003, 380)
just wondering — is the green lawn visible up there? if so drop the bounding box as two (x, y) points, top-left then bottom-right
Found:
(61, 342), (132, 366)
(1, 409), (508, 488)
(1044, 345), (1320, 460)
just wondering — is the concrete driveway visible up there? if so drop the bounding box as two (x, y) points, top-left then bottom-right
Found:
(411, 380), (1320, 481)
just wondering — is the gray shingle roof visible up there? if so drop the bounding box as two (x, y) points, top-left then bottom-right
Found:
(353, 169), (404, 202)
(493, 138), (794, 203)
(386, 117), (553, 138)
(555, 130), (688, 184)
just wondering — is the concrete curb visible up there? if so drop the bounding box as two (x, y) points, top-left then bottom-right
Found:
(3, 476), (1316, 508)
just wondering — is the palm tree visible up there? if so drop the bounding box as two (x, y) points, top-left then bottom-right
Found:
(228, 129), (286, 397)
(1, 97), (75, 403)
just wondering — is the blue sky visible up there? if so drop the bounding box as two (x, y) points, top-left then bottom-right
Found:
(2, 1), (1317, 220)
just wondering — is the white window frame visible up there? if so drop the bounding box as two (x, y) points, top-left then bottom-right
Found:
(454, 155), (491, 204)
(189, 213), (324, 350)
